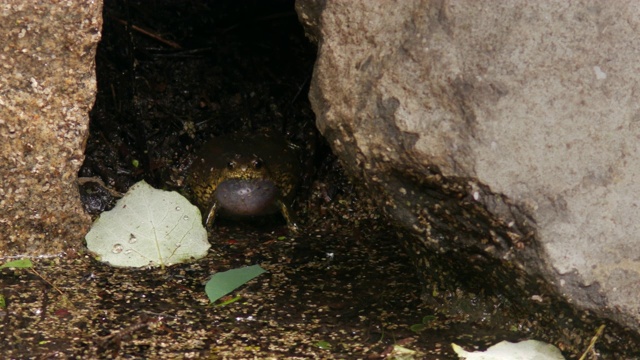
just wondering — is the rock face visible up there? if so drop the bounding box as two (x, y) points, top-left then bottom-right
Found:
(299, 0), (640, 335)
(0, 2), (102, 256)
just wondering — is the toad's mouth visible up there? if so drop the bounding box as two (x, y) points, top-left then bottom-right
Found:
(214, 178), (279, 216)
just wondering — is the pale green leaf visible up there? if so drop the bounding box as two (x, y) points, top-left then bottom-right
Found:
(452, 340), (565, 360)
(85, 180), (209, 268)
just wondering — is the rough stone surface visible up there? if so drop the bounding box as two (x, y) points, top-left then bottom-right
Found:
(299, 0), (640, 335)
(0, 1), (102, 256)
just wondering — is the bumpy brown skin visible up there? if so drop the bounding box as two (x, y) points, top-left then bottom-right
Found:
(186, 133), (300, 232)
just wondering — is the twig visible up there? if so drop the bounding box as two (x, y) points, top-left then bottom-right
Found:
(109, 16), (182, 49)
(579, 324), (605, 360)
(29, 267), (76, 310)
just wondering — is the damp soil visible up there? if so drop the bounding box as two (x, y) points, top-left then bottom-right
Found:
(1, 196), (522, 359)
(0, 1), (632, 359)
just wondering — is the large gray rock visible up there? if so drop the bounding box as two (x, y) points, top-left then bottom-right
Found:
(0, 1), (102, 256)
(299, 0), (640, 335)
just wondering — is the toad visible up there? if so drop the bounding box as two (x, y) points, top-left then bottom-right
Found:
(186, 133), (300, 232)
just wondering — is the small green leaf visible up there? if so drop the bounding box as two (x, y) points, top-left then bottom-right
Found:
(409, 323), (426, 333)
(0, 294), (6, 309)
(205, 265), (266, 303)
(422, 315), (436, 323)
(132, 159), (140, 168)
(410, 314), (436, 333)
(0, 259), (33, 269)
(315, 340), (331, 350)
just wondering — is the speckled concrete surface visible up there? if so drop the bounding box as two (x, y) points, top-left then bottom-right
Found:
(0, 1), (102, 256)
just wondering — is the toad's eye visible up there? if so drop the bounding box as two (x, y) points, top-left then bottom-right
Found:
(252, 159), (263, 169)
(226, 161), (237, 169)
